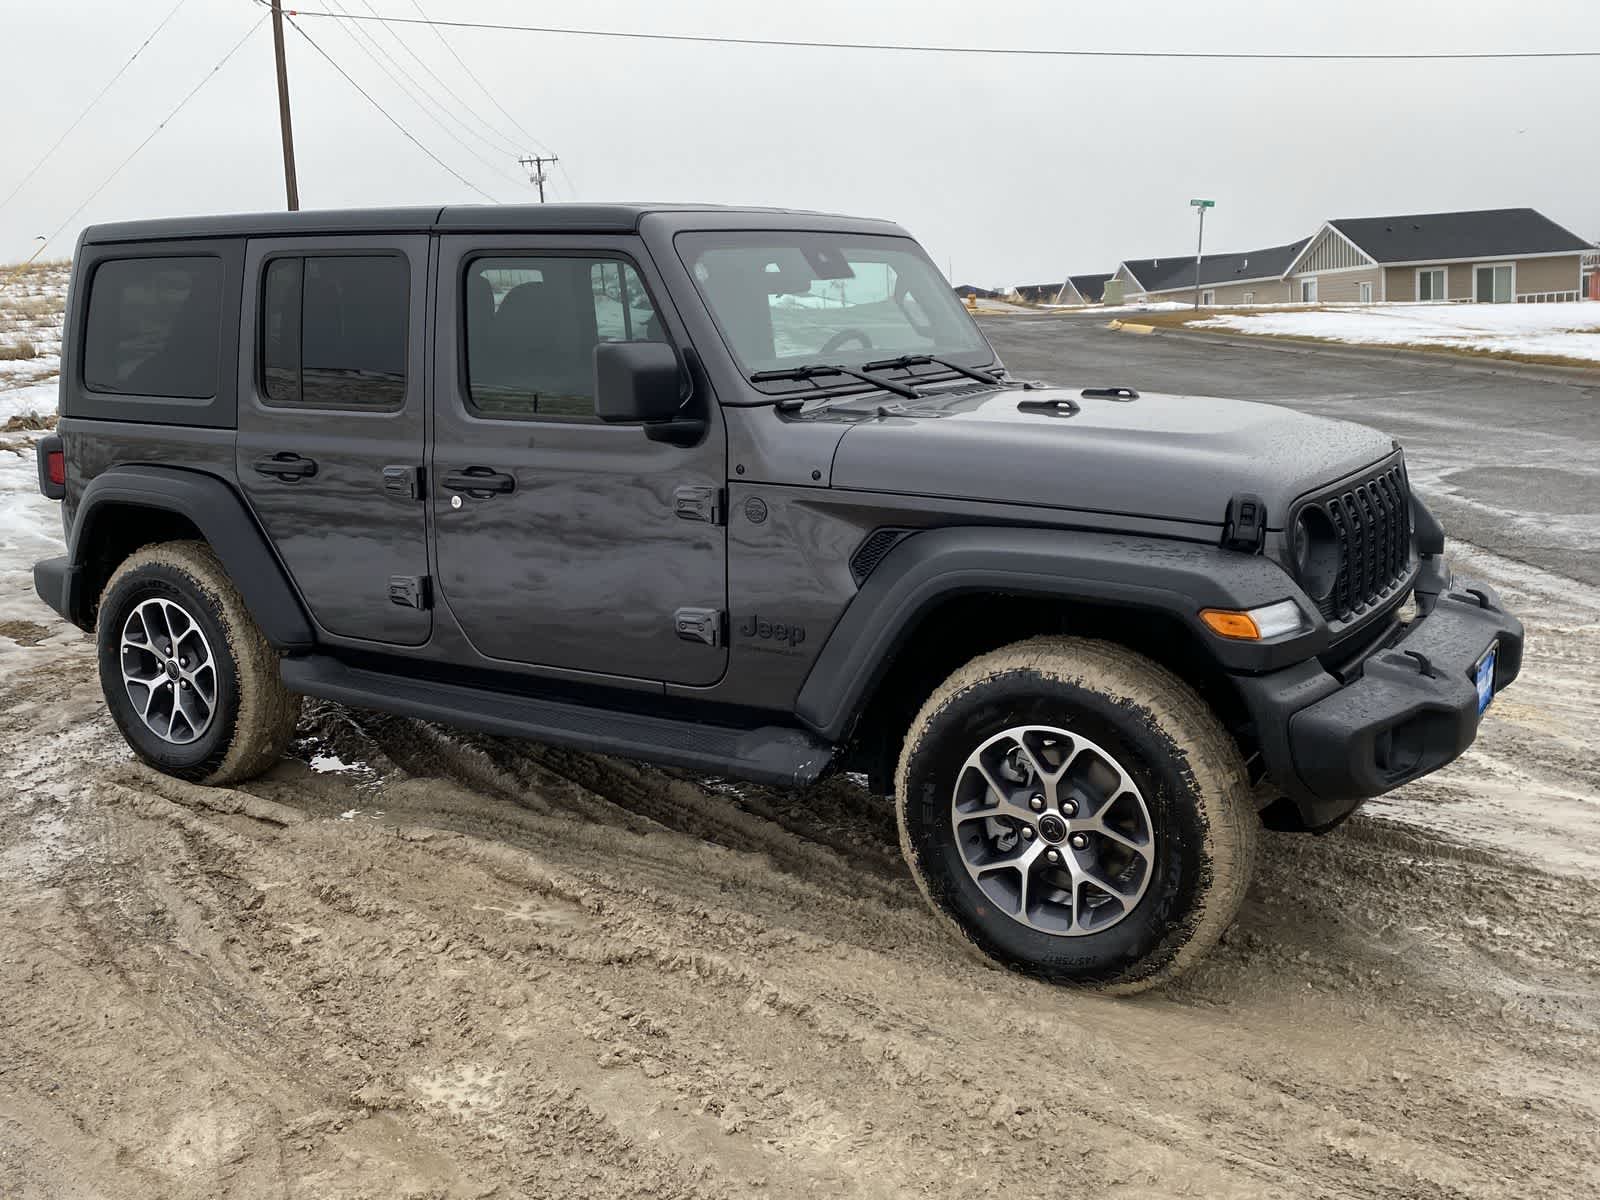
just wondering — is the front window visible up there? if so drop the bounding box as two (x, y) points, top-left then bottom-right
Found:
(675, 231), (987, 378)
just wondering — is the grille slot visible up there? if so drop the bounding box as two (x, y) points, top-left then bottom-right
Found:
(1313, 461), (1412, 622)
(849, 528), (915, 585)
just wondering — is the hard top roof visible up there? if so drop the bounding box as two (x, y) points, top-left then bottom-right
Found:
(81, 203), (906, 245)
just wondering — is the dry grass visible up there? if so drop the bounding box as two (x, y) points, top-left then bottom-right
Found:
(0, 338), (40, 360)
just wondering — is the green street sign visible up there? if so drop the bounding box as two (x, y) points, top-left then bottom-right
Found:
(1190, 199), (1215, 208)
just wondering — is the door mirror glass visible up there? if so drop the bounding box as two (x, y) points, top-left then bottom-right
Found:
(595, 341), (683, 424)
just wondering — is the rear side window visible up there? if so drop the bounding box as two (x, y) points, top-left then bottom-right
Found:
(260, 254), (408, 411)
(83, 256), (223, 398)
(463, 254), (663, 421)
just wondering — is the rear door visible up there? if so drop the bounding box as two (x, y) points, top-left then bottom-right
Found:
(236, 236), (431, 645)
(431, 234), (728, 685)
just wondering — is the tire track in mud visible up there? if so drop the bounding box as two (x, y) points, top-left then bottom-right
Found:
(50, 759), (1600, 1199)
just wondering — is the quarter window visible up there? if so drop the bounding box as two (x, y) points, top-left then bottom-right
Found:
(260, 255), (408, 410)
(83, 256), (223, 398)
(463, 255), (663, 421)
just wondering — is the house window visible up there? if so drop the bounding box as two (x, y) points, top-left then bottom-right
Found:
(1474, 263), (1514, 303)
(1417, 268), (1446, 302)
(1358, 281), (1373, 304)
(1299, 278), (1318, 303)
(1201, 289), (1215, 307)
(1242, 291), (1255, 304)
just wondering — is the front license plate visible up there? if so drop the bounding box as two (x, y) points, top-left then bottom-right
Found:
(1474, 644), (1498, 715)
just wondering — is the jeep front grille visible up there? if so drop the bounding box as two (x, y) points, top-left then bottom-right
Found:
(1316, 462), (1413, 622)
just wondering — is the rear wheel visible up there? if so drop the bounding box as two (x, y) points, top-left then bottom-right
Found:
(895, 636), (1256, 993)
(97, 541), (300, 784)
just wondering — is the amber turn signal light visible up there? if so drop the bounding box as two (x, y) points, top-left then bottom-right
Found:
(1200, 600), (1309, 641)
(1200, 609), (1260, 639)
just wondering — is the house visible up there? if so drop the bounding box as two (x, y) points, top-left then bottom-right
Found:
(1110, 240), (1307, 306)
(951, 283), (998, 299)
(1583, 248), (1599, 300)
(1013, 281), (1070, 304)
(1069, 273), (1112, 304)
(1283, 208), (1590, 303)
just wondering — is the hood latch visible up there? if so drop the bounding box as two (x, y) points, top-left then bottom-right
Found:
(1222, 492), (1267, 553)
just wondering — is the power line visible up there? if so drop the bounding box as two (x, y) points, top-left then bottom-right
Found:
(253, 10), (1600, 61)
(321, 0), (521, 183)
(1, 0), (192, 215)
(42, 15), (267, 253)
(285, 15), (496, 201)
(353, 0), (524, 157)
(319, 0), (524, 187)
(399, 0), (557, 158)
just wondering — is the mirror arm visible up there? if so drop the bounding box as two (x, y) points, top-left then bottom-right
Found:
(644, 416), (707, 446)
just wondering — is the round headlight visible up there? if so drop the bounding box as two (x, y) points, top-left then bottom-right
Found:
(1293, 506), (1340, 600)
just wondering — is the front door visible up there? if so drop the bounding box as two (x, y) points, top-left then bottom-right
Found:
(236, 236), (431, 645)
(431, 235), (728, 686)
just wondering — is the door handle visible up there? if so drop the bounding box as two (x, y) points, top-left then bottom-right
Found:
(443, 466), (515, 497)
(253, 452), (318, 481)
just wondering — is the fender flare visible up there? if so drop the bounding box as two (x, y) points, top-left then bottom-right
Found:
(66, 464), (315, 650)
(794, 525), (1324, 742)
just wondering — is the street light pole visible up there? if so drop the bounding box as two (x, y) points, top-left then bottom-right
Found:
(1190, 198), (1214, 310)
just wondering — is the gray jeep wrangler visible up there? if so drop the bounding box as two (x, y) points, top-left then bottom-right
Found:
(33, 204), (1522, 992)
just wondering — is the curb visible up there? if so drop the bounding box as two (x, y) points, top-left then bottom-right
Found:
(1135, 323), (1600, 384)
(1106, 319), (1155, 335)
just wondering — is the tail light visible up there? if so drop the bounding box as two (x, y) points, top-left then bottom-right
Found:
(37, 434), (65, 500)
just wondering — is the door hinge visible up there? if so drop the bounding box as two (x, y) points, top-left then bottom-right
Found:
(1222, 492), (1267, 553)
(674, 606), (724, 647)
(383, 464), (424, 501)
(674, 484), (724, 525)
(389, 575), (431, 609)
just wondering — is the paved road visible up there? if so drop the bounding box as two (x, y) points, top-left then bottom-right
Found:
(981, 314), (1600, 586)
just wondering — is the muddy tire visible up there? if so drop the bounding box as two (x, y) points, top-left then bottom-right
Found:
(895, 636), (1256, 994)
(96, 540), (300, 785)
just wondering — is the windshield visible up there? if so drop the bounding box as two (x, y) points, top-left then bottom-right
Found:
(675, 231), (989, 378)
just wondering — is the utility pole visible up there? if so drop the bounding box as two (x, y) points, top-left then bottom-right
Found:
(518, 155), (558, 202)
(271, 0), (299, 211)
(1189, 198), (1214, 309)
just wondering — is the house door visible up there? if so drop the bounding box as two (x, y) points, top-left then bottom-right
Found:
(1475, 264), (1513, 303)
(1358, 281), (1373, 304)
(1300, 278), (1318, 303)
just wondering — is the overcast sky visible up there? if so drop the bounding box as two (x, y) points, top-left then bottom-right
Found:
(3, 0), (1597, 285)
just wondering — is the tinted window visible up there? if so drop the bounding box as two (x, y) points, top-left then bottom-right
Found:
(83, 256), (223, 398)
(464, 255), (662, 420)
(259, 254), (408, 410)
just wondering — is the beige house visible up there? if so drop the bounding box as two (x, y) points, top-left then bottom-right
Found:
(1101, 207), (1589, 307)
(1283, 209), (1589, 304)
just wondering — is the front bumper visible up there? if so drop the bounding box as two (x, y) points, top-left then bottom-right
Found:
(1235, 578), (1523, 830)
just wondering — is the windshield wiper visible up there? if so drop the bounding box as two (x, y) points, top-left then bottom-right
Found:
(749, 363), (922, 400)
(861, 354), (1003, 385)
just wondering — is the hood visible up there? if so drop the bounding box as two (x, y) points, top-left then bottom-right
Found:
(826, 383), (1396, 529)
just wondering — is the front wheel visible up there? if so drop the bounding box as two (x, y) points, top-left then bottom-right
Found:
(895, 636), (1256, 993)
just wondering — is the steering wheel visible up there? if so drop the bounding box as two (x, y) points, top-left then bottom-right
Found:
(819, 327), (873, 355)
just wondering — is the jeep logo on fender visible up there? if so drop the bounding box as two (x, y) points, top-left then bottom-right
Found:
(738, 614), (805, 647)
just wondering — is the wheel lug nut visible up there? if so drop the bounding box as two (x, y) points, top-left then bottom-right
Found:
(1068, 833), (1089, 851)
(1061, 800), (1078, 817)
(1028, 794), (1045, 812)
(1045, 848), (1061, 864)
(1021, 827), (1035, 841)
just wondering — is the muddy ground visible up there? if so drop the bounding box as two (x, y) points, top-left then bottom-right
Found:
(2, 478), (1599, 1199)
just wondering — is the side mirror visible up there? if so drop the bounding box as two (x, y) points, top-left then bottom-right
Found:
(595, 341), (684, 424)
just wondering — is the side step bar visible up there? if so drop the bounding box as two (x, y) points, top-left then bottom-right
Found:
(280, 655), (834, 788)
